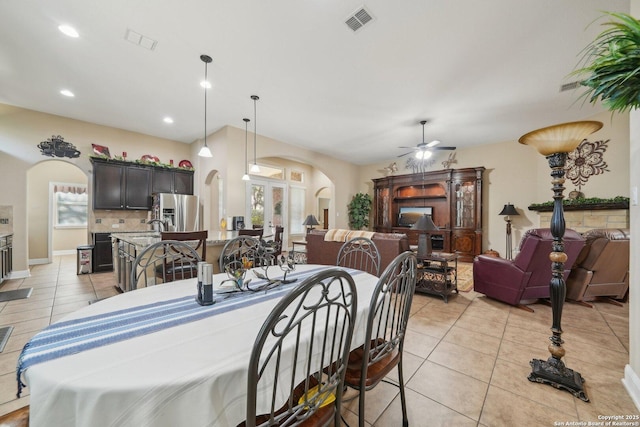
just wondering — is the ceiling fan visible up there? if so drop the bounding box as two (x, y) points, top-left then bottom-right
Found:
(398, 120), (456, 159)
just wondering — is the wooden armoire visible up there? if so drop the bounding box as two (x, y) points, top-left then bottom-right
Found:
(372, 167), (485, 262)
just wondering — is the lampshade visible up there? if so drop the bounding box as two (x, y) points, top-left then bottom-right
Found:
(518, 121), (603, 156)
(198, 54), (213, 158)
(411, 214), (438, 231)
(250, 95), (260, 173)
(498, 203), (519, 216)
(302, 215), (320, 226)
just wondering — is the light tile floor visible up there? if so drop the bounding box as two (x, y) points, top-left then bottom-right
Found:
(0, 255), (638, 426)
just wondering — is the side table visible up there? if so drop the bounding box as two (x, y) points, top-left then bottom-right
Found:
(416, 252), (458, 302)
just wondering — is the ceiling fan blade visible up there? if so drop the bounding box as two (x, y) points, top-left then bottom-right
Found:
(432, 146), (456, 150)
(397, 146), (418, 150)
(397, 151), (413, 157)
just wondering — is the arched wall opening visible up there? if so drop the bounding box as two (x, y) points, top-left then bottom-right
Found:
(27, 159), (89, 264)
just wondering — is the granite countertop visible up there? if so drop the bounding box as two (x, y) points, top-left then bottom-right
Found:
(0, 233), (12, 239)
(111, 230), (241, 248)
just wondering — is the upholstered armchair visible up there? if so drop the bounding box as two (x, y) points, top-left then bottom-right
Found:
(473, 228), (585, 311)
(566, 228), (630, 307)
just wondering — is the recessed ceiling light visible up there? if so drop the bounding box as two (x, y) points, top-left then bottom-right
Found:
(200, 81), (212, 89)
(58, 25), (79, 38)
(163, 117), (174, 124)
(60, 89), (75, 97)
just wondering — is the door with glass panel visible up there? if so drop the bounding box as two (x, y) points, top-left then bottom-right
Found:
(246, 180), (287, 230)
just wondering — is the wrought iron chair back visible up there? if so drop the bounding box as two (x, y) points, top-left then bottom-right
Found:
(336, 237), (381, 277)
(244, 268), (358, 427)
(344, 251), (417, 427)
(130, 240), (202, 290)
(219, 236), (266, 274)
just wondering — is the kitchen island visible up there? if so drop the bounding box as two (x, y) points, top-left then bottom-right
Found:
(111, 230), (243, 292)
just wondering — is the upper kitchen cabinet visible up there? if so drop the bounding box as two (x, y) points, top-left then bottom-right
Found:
(91, 157), (194, 210)
(151, 168), (194, 195)
(93, 160), (126, 209)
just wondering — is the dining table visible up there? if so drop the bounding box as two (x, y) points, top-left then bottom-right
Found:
(18, 264), (380, 427)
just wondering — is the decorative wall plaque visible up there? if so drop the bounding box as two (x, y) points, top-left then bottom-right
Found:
(37, 135), (80, 158)
(566, 139), (610, 190)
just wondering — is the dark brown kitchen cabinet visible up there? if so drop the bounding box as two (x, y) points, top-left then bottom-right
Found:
(152, 168), (194, 195)
(372, 167), (484, 262)
(93, 232), (113, 272)
(93, 160), (125, 209)
(124, 166), (152, 209)
(91, 157), (193, 210)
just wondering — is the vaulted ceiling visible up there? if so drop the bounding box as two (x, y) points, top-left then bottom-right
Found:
(0, 0), (629, 164)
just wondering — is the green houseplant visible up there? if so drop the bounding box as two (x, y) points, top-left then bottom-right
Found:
(574, 12), (640, 113)
(347, 192), (372, 230)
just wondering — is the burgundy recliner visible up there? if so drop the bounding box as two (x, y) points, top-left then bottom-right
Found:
(473, 228), (585, 310)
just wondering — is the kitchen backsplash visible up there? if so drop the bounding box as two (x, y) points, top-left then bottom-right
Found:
(90, 210), (152, 233)
(0, 205), (13, 234)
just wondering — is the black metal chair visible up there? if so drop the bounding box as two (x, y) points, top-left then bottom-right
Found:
(130, 240), (202, 290)
(343, 251), (417, 427)
(262, 226), (284, 260)
(219, 236), (264, 273)
(336, 237), (381, 277)
(244, 268), (358, 427)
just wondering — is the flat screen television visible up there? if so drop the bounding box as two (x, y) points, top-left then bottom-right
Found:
(397, 206), (433, 227)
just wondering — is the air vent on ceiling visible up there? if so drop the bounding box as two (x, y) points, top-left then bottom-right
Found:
(345, 7), (374, 32)
(560, 81), (581, 92)
(125, 28), (158, 51)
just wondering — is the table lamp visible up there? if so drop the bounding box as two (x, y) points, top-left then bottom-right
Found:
(498, 203), (519, 260)
(302, 214), (319, 233)
(411, 214), (438, 258)
(519, 120), (602, 402)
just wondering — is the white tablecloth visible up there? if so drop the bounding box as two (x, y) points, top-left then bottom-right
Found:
(24, 265), (378, 427)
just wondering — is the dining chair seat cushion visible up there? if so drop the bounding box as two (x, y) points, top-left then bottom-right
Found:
(238, 375), (334, 427)
(344, 339), (400, 388)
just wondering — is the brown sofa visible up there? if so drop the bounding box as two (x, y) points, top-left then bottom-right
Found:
(306, 229), (410, 275)
(566, 228), (630, 306)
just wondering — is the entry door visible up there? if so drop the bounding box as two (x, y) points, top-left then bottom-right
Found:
(246, 180), (287, 229)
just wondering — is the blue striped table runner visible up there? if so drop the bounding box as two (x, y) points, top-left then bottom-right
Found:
(17, 266), (361, 397)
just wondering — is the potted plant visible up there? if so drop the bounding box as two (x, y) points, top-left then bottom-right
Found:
(574, 12), (640, 113)
(347, 192), (372, 230)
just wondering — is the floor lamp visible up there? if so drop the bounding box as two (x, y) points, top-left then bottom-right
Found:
(498, 203), (519, 260)
(519, 120), (603, 402)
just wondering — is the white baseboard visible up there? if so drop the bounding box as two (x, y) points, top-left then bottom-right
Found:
(623, 364), (640, 412)
(53, 250), (76, 256)
(6, 269), (29, 279)
(29, 258), (49, 265)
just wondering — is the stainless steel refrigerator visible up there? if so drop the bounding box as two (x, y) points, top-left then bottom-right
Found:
(152, 193), (200, 231)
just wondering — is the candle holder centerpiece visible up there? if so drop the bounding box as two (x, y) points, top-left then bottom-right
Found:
(519, 120), (603, 402)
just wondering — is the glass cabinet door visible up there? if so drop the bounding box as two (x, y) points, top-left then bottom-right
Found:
(454, 181), (476, 229)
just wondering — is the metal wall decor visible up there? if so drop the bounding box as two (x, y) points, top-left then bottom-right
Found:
(566, 139), (610, 190)
(405, 156), (435, 173)
(37, 135), (80, 158)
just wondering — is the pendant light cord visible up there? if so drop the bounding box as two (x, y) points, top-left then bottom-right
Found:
(204, 61), (208, 147)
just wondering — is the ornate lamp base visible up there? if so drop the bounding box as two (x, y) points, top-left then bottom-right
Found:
(528, 357), (589, 402)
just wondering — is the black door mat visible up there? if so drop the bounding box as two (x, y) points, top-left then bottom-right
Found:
(0, 288), (33, 302)
(0, 326), (14, 353)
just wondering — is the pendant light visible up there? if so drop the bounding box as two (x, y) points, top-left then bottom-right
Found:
(250, 95), (260, 172)
(242, 118), (251, 181)
(198, 55), (213, 157)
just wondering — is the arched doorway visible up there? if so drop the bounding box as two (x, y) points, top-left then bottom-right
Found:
(27, 160), (88, 264)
